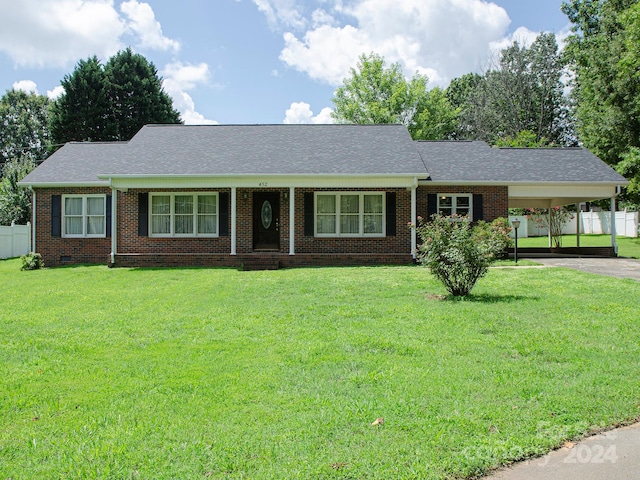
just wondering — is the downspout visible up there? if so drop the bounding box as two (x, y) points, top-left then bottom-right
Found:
(109, 179), (117, 265)
(30, 187), (36, 253)
(231, 187), (237, 255)
(411, 177), (417, 259)
(289, 187), (295, 255)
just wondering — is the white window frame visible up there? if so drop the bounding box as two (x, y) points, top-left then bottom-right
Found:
(62, 194), (107, 238)
(437, 193), (473, 220)
(314, 192), (386, 237)
(149, 192), (219, 238)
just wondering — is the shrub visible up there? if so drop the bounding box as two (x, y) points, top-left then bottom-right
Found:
(20, 252), (44, 271)
(413, 215), (512, 297)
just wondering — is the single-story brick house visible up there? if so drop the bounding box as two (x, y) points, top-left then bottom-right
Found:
(19, 124), (627, 268)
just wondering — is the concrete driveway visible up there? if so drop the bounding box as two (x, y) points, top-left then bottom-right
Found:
(532, 257), (640, 281)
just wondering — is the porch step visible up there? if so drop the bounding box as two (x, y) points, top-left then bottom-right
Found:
(239, 254), (282, 271)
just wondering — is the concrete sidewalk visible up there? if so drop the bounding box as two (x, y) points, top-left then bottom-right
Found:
(485, 423), (640, 479)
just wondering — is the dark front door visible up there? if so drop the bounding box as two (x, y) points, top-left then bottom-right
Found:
(253, 192), (280, 250)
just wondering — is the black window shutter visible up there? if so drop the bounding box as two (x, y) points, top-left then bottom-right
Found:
(473, 194), (483, 221)
(105, 195), (112, 237)
(51, 195), (61, 237)
(219, 192), (229, 236)
(304, 192), (314, 236)
(386, 192), (396, 236)
(138, 193), (148, 236)
(427, 193), (437, 219)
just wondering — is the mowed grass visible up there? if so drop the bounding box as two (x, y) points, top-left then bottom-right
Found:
(1, 259), (639, 479)
(518, 234), (640, 258)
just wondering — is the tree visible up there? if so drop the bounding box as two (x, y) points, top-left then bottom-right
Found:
(446, 73), (482, 139)
(0, 155), (36, 225)
(0, 89), (50, 171)
(562, 0), (640, 206)
(462, 33), (573, 146)
(104, 48), (181, 141)
(50, 49), (181, 145)
(49, 56), (109, 145)
(331, 53), (459, 140)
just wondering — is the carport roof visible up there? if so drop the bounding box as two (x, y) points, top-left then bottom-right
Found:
(415, 141), (627, 184)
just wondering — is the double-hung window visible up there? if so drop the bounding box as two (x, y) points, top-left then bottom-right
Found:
(437, 194), (472, 219)
(150, 193), (218, 237)
(62, 195), (106, 237)
(315, 192), (385, 237)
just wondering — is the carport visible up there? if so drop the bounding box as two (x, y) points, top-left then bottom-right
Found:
(417, 142), (628, 257)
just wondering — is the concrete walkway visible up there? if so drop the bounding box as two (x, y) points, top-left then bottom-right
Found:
(531, 257), (640, 281)
(485, 423), (640, 479)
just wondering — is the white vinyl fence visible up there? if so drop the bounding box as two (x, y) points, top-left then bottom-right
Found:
(509, 211), (638, 238)
(0, 222), (32, 259)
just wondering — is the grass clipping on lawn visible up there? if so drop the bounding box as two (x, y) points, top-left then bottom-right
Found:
(1, 260), (639, 479)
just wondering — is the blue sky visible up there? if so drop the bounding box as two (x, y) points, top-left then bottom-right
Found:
(0, 0), (570, 125)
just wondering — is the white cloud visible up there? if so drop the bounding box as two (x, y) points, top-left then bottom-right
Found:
(489, 26), (539, 55)
(253, 0), (306, 29)
(161, 62), (218, 125)
(278, 0), (513, 86)
(0, 0), (179, 68)
(0, 0), (125, 67)
(12, 80), (38, 94)
(47, 86), (65, 100)
(120, 0), (180, 53)
(283, 102), (334, 124)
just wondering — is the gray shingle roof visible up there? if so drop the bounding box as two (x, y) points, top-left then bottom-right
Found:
(20, 124), (627, 186)
(415, 141), (627, 183)
(20, 142), (128, 185)
(21, 124), (428, 185)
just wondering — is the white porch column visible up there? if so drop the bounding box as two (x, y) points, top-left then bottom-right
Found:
(611, 196), (618, 255)
(231, 187), (237, 255)
(289, 187), (295, 255)
(110, 188), (117, 264)
(411, 184), (417, 259)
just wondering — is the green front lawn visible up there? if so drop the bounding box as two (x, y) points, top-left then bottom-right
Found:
(518, 234), (640, 258)
(1, 260), (639, 479)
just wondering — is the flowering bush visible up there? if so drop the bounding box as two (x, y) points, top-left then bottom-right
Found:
(20, 252), (44, 271)
(526, 207), (574, 248)
(413, 215), (512, 297)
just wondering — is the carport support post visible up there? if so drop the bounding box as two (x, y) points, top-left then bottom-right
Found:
(548, 208), (552, 248)
(576, 203), (580, 247)
(611, 196), (618, 255)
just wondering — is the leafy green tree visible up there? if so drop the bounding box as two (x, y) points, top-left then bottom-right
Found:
(331, 53), (459, 140)
(562, 0), (640, 205)
(50, 56), (110, 144)
(104, 48), (181, 141)
(0, 89), (50, 171)
(0, 155), (36, 225)
(50, 49), (181, 145)
(462, 33), (573, 146)
(494, 130), (550, 147)
(446, 73), (482, 139)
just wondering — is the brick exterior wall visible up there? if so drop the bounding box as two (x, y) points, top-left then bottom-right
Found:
(34, 187), (113, 267)
(34, 184), (508, 268)
(421, 185), (509, 222)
